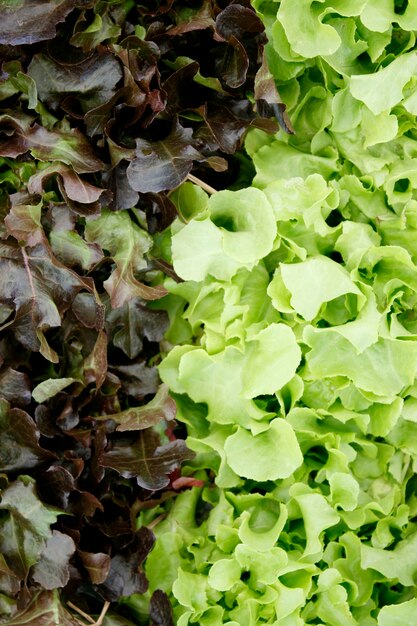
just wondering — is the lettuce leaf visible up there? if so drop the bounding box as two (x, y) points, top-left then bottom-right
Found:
(138, 1), (417, 624)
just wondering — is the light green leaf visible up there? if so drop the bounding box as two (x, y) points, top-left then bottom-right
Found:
(313, 286), (382, 353)
(234, 544), (287, 585)
(378, 599), (417, 626)
(329, 473), (360, 511)
(304, 330), (417, 396)
(290, 486), (340, 558)
(32, 377), (79, 403)
(315, 584), (357, 626)
(253, 142), (340, 188)
(208, 188), (276, 264)
(208, 558), (241, 591)
(238, 500), (288, 552)
(172, 568), (209, 614)
(172, 188), (276, 282)
(361, 0), (417, 33)
(280, 256), (361, 321)
(224, 419), (303, 481)
(172, 217), (239, 281)
(350, 53), (417, 115)
(264, 174), (338, 237)
(145, 532), (184, 593)
(277, 0), (342, 58)
(323, 17), (368, 76)
(361, 108), (398, 148)
(361, 531), (417, 586)
(170, 181), (209, 221)
(242, 324), (301, 397)
(178, 346), (269, 426)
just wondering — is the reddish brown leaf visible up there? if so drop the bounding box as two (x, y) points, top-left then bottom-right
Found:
(0, 367), (31, 407)
(6, 590), (79, 626)
(5, 193), (45, 246)
(0, 241), (93, 361)
(27, 51), (123, 113)
(94, 385), (176, 432)
(0, 398), (56, 472)
(84, 330), (108, 390)
(150, 589), (174, 626)
(126, 121), (202, 194)
(78, 550), (111, 585)
(99, 429), (194, 491)
(32, 531), (76, 590)
(0, 0), (79, 46)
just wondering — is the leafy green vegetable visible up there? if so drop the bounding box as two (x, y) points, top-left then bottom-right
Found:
(0, 0), (283, 620)
(140, 2), (417, 623)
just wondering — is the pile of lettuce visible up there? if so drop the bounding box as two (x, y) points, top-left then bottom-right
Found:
(135, 2), (417, 624)
(0, 1), (284, 624)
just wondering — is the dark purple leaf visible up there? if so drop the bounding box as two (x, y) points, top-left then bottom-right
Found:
(200, 102), (248, 154)
(38, 466), (76, 510)
(27, 125), (104, 174)
(29, 164), (107, 205)
(135, 0), (174, 17)
(166, 0), (214, 36)
(32, 531), (76, 590)
(0, 112), (35, 158)
(143, 192), (177, 234)
(84, 330), (108, 390)
(98, 528), (155, 601)
(213, 36), (249, 89)
(119, 37), (160, 86)
(27, 52), (123, 113)
(4, 192), (45, 246)
(136, 526), (156, 563)
(0, 241), (93, 361)
(215, 4), (264, 41)
(99, 429), (194, 490)
(150, 589), (174, 626)
(254, 51), (294, 134)
(78, 550), (111, 585)
(84, 88), (132, 138)
(6, 590), (79, 626)
(113, 362), (159, 400)
(106, 300), (168, 360)
(98, 553), (148, 601)
(0, 114), (104, 173)
(102, 162), (139, 211)
(0, 367), (31, 407)
(72, 292), (105, 330)
(162, 61), (200, 115)
(126, 121), (202, 193)
(0, 398), (56, 472)
(0, 0), (286, 619)
(0, 554), (20, 596)
(0, 0), (79, 46)
(0, 476), (60, 582)
(94, 384), (176, 432)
